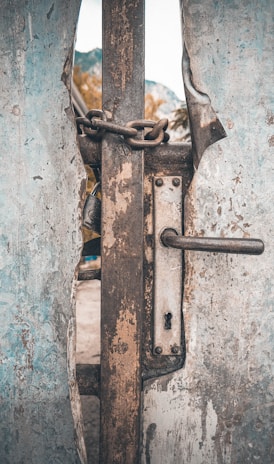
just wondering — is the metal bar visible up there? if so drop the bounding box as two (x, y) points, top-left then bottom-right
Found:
(76, 364), (100, 396)
(77, 269), (101, 281)
(101, 1), (144, 463)
(77, 135), (101, 166)
(144, 142), (192, 172)
(77, 137), (193, 168)
(72, 81), (89, 117)
(161, 228), (264, 255)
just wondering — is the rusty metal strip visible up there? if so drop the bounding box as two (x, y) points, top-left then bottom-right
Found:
(100, 1), (145, 462)
(143, 143), (193, 379)
(153, 176), (183, 356)
(77, 269), (101, 281)
(77, 135), (101, 166)
(182, 44), (227, 169)
(76, 364), (100, 396)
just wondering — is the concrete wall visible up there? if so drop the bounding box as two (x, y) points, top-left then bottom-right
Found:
(0, 2), (86, 462)
(143, 1), (274, 462)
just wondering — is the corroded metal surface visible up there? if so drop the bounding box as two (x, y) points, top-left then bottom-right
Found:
(143, 1), (274, 463)
(100, 0), (144, 462)
(182, 46), (227, 169)
(153, 176), (183, 356)
(77, 145), (193, 399)
(161, 229), (264, 254)
(142, 144), (193, 379)
(76, 364), (100, 397)
(77, 135), (101, 166)
(0, 1), (86, 462)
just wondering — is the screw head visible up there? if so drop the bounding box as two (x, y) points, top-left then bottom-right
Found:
(171, 346), (179, 354)
(155, 346), (162, 355)
(172, 178), (180, 187)
(155, 178), (163, 187)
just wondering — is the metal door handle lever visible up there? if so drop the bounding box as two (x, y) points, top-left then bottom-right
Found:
(161, 228), (264, 255)
(153, 176), (264, 360)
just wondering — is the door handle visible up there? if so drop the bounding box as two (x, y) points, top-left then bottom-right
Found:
(160, 228), (264, 255)
(153, 176), (264, 358)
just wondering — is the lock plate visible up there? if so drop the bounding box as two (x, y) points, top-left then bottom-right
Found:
(153, 176), (183, 356)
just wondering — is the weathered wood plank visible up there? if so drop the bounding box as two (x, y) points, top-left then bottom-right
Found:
(100, 0), (145, 462)
(0, 1), (86, 462)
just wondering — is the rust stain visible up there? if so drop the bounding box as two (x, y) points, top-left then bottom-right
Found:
(21, 328), (34, 370)
(11, 105), (21, 116)
(111, 340), (129, 355)
(106, 304), (140, 461)
(226, 118), (234, 129)
(103, 161), (133, 252)
(266, 110), (274, 125)
(268, 135), (274, 147)
(110, 3), (134, 91)
(232, 175), (241, 185)
(110, 306), (138, 367)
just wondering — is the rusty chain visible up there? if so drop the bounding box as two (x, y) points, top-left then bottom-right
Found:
(76, 109), (170, 148)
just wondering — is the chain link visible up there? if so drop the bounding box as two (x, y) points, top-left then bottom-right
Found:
(91, 118), (138, 138)
(143, 118), (170, 143)
(126, 119), (170, 147)
(76, 110), (169, 148)
(76, 109), (107, 139)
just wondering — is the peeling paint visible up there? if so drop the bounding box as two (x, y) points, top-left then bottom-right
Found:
(0, 1), (85, 462)
(143, 1), (274, 462)
(108, 2), (134, 91)
(182, 45), (227, 169)
(100, 2), (144, 460)
(47, 3), (55, 20)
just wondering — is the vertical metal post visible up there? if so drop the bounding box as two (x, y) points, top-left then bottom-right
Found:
(101, 1), (144, 462)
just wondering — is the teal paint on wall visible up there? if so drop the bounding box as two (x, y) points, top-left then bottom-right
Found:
(0, 1), (86, 462)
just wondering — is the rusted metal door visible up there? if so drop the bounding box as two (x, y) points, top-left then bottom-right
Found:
(142, 1), (274, 464)
(97, 2), (193, 462)
(77, 0), (272, 463)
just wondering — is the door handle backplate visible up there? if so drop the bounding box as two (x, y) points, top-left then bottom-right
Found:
(153, 176), (183, 356)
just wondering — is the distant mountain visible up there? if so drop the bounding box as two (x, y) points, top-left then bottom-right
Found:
(74, 48), (188, 141)
(74, 49), (102, 75)
(145, 79), (182, 117)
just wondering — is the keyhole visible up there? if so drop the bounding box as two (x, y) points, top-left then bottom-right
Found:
(164, 312), (172, 330)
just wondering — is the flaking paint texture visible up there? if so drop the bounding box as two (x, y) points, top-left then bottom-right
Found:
(0, 1), (86, 462)
(143, 1), (274, 463)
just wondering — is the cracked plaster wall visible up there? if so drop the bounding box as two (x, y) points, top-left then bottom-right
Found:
(0, 1), (86, 462)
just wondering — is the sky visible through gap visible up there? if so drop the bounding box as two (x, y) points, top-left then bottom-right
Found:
(76, 0), (185, 101)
